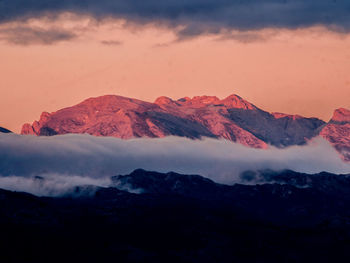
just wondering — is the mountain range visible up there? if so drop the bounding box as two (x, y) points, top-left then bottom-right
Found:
(2, 169), (350, 263)
(20, 94), (350, 161)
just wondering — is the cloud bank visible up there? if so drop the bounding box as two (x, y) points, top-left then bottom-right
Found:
(1, 1), (350, 38)
(1, 133), (350, 195)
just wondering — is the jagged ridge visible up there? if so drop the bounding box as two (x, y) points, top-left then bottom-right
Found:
(2, 169), (350, 262)
(20, 94), (350, 160)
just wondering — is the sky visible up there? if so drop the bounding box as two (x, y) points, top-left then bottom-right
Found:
(1, 1), (350, 133)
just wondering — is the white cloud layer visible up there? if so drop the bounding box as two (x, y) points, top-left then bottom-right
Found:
(0, 133), (350, 195)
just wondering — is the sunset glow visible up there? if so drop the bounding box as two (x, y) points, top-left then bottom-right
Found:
(1, 14), (350, 132)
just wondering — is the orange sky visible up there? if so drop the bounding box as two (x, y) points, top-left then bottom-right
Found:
(1, 16), (350, 132)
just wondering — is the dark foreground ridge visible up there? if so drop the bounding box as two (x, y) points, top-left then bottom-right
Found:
(2, 169), (350, 262)
(0, 126), (12, 133)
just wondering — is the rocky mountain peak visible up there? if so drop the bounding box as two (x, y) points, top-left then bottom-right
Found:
(220, 94), (256, 110)
(79, 95), (156, 111)
(191, 96), (220, 105)
(330, 108), (350, 124)
(19, 93), (349, 161)
(272, 112), (303, 120)
(175, 95), (220, 107)
(154, 96), (179, 107)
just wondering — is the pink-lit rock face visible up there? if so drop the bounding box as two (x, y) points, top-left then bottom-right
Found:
(21, 94), (268, 148)
(220, 94), (256, 110)
(272, 112), (303, 120)
(320, 108), (350, 162)
(320, 124), (350, 162)
(22, 93), (334, 152)
(20, 124), (35, 135)
(330, 108), (350, 124)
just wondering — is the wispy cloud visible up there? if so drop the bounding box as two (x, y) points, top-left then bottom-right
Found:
(0, 25), (77, 45)
(100, 40), (122, 46)
(215, 31), (270, 43)
(0, 173), (110, 196)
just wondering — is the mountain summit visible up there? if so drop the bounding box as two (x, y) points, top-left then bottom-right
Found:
(319, 108), (350, 161)
(21, 94), (349, 160)
(330, 108), (350, 124)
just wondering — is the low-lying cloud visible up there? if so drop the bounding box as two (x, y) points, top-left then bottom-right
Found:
(0, 173), (110, 196)
(1, 133), (350, 196)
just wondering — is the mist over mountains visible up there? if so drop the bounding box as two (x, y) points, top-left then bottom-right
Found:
(1, 133), (350, 184)
(1, 94), (350, 262)
(2, 168), (350, 263)
(20, 94), (350, 161)
(2, 0), (350, 261)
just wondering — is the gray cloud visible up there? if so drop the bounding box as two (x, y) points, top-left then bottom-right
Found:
(0, 133), (349, 193)
(0, 25), (77, 45)
(0, 1), (350, 38)
(100, 40), (123, 46)
(215, 31), (269, 43)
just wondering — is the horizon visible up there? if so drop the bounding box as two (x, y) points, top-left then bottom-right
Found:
(2, 2), (350, 261)
(1, 12), (350, 132)
(2, 90), (349, 133)
(2, 2), (350, 132)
